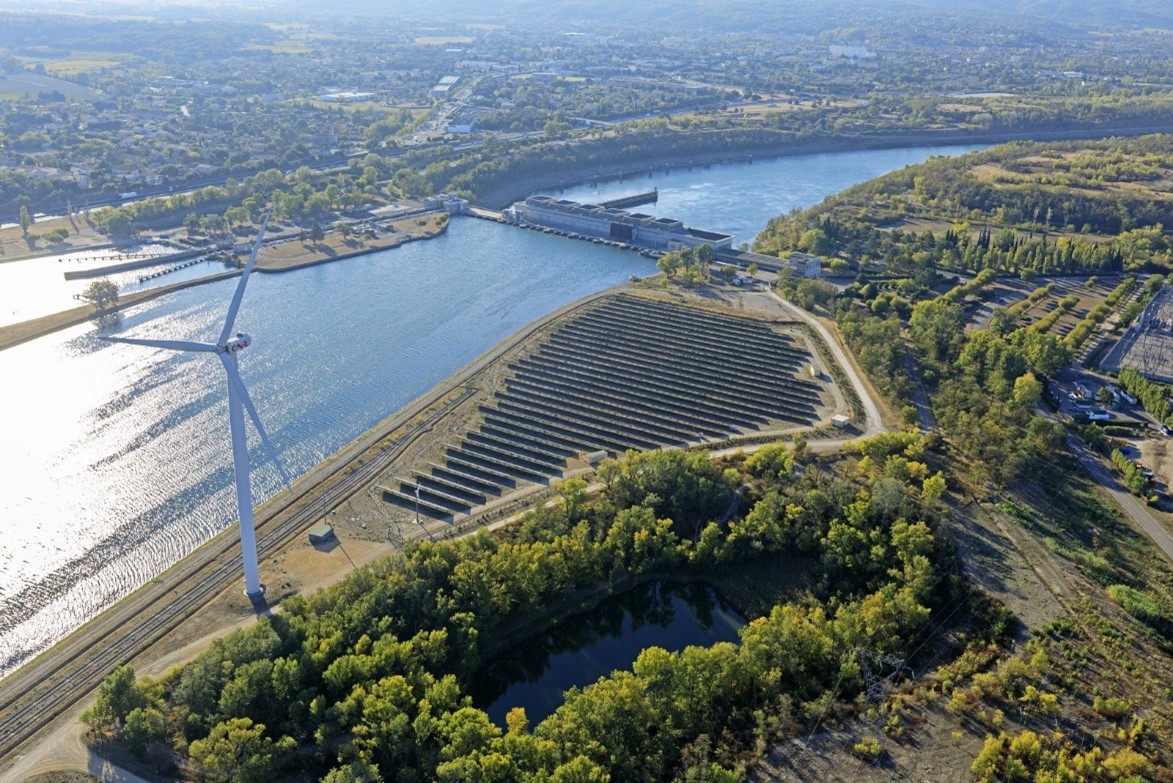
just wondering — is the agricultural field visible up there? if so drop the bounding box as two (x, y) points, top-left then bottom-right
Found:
(0, 70), (100, 99)
(22, 51), (131, 77)
(414, 35), (475, 45)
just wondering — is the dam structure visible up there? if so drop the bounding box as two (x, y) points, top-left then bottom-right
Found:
(506, 195), (733, 252)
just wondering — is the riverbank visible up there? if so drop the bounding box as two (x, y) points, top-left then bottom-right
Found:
(0, 213), (448, 352)
(475, 123), (1172, 209)
(0, 280), (636, 774)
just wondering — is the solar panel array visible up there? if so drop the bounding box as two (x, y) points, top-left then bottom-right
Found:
(383, 295), (823, 519)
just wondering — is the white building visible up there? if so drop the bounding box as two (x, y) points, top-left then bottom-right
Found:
(785, 252), (822, 279)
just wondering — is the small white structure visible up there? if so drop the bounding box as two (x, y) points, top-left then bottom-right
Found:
(309, 524), (335, 544)
(425, 193), (468, 213)
(831, 414), (851, 429)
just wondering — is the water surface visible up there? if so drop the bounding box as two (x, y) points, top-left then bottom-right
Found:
(0, 219), (650, 677)
(0, 143), (985, 679)
(541, 144), (986, 246)
(472, 581), (745, 726)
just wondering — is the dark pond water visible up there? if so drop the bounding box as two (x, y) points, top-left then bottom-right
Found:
(471, 580), (746, 726)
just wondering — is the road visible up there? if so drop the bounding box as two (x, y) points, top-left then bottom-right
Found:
(767, 290), (884, 437)
(902, 348), (936, 432)
(1066, 434), (1173, 564)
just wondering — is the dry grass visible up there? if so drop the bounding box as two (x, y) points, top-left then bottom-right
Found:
(255, 215), (447, 270)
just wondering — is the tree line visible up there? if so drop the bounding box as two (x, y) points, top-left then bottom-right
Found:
(85, 442), (981, 781)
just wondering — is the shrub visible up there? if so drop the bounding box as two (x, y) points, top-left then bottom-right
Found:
(1093, 695), (1133, 721)
(853, 736), (884, 761)
(1106, 584), (1163, 624)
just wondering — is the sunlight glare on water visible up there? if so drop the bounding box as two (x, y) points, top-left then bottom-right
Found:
(0, 143), (987, 679)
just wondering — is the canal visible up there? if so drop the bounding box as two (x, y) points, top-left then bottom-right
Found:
(0, 142), (985, 679)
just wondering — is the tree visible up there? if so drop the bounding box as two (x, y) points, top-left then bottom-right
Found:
(19, 205), (31, 238)
(188, 717), (295, 783)
(310, 221), (325, 244)
(921, 472), (947, 505)
(81, 665), (159, 734)
(121, 706), (166, 758)
(81, 279), (119, 311)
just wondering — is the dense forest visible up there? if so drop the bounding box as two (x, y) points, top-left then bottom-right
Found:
(86, 443), (991, 781)
(758, 137), (1173, 486)
(756, 135), (1173, 276)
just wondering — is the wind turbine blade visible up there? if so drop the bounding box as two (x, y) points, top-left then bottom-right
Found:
(221, 355), (293, 492)
(103, 336), (218, 352)
(218, 212), (271, 348)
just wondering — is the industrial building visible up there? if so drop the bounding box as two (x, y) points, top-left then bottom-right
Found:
(507, 195), (733, 251)
(425, 193), (469, 213)
(784, 252), (822, 278)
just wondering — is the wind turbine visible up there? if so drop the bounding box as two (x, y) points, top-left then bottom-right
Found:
(105, 214), (290, 598)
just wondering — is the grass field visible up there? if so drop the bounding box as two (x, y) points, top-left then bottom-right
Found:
(0, 70), (100, 99)
(414, 35), (475, 45)
(245, 41), (314, 55)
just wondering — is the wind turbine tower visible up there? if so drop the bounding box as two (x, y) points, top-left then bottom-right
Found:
(105, 214), (290, 598)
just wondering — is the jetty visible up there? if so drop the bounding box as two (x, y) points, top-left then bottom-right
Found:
(63, 245), (229, 280)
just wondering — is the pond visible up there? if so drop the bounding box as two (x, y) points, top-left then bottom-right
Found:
(471, 580), (746, 726)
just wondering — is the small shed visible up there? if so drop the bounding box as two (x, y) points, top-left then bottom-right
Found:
(583, 450), (609, 466)
(831, 414), (851, 429)
(309, 524), (335, 544)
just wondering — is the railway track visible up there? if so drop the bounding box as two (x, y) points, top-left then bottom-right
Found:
(0, 386), (476, 762)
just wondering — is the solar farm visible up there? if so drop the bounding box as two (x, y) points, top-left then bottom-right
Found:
(373, 293), (837, 525)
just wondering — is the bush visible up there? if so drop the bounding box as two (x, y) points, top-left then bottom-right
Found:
(1093, 694), (1133, 721)
(853, 736), (884, 761)
(1106, 584), (1164, 624)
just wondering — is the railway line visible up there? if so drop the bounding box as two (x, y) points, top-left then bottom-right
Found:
(0, 386), (476, 762)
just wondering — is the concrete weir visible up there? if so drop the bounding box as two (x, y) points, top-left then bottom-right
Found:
(597, 188), (658, 210)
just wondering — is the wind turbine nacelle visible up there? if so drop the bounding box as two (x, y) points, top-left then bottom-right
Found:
(226, 333), (252, 353)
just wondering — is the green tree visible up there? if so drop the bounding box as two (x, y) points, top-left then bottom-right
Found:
(310, 221), (325, 244)
(121, 706), (166, 758)
(19, 205), (32, 238)
(81, 279), (119, 311)
(81, 665), (159, 734)
(188, 717), (295, 783)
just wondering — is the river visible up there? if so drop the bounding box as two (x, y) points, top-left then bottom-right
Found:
(0, 142), (984, 680)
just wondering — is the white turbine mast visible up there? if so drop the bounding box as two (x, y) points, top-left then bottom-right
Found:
(105, 213), (290, 598)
